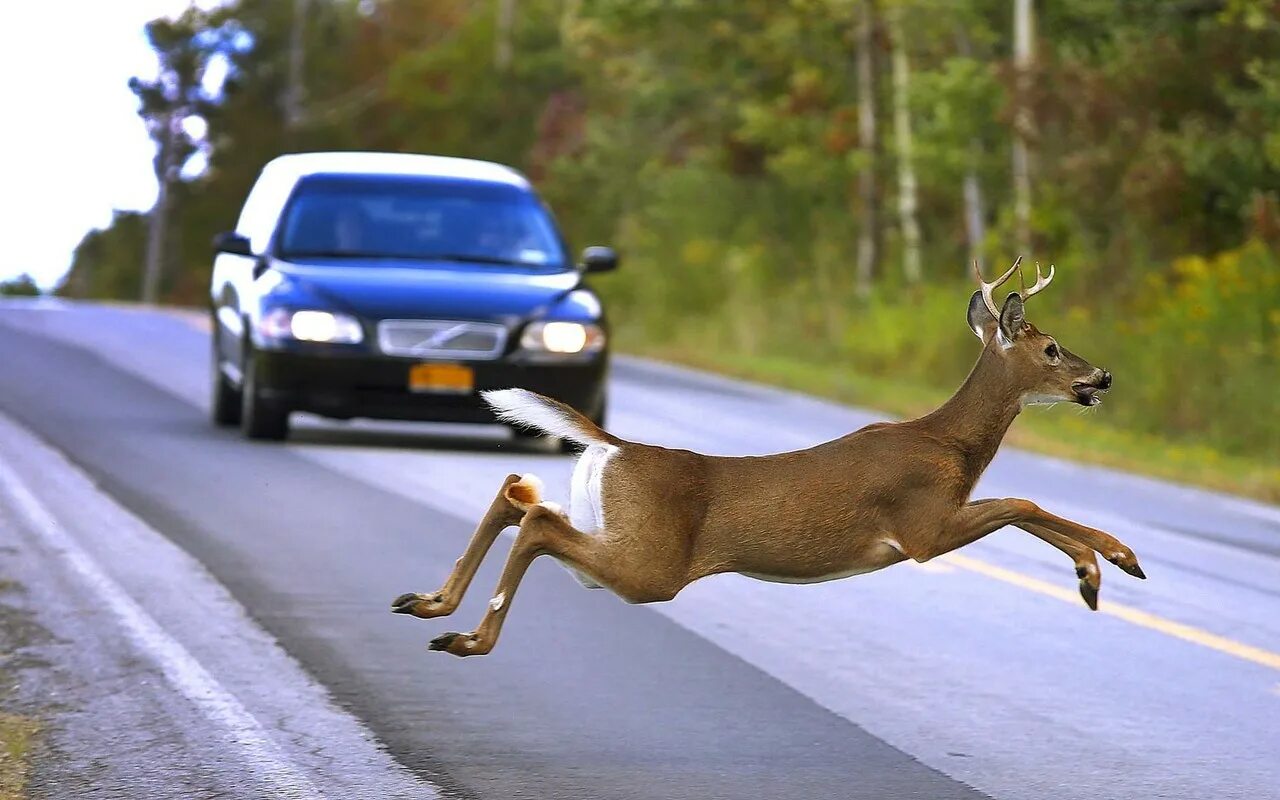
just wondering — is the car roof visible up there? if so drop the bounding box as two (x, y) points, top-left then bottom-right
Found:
(259, 152), (532, 190)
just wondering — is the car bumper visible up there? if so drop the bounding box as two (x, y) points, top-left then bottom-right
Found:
(252, 347), (608, 424)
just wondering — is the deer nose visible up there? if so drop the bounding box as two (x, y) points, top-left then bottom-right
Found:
(1098, 370), (1112, 390)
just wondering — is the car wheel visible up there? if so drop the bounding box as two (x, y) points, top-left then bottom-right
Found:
(211, 329), (242, 426)
(240, 345), (290, 441)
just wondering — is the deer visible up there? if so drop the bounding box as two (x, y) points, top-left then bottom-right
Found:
(391, 258), (1146, 657)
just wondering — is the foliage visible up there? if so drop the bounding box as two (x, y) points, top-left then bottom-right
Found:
(58, 0), (1280, 471)
(0, 275), (40, 297)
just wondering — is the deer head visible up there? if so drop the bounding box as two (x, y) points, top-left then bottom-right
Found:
(966, 258), (1112, 407)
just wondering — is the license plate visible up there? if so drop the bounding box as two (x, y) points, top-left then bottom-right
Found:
(408, 363), (474, 394)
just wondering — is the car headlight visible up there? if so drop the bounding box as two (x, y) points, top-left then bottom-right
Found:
(520, 321), (605, 355)
(260, 308), (364, 344)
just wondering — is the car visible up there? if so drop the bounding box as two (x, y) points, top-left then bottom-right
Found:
(208, 151), (617, 448)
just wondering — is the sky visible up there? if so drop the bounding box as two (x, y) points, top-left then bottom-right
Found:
(0, 1), (218, 290)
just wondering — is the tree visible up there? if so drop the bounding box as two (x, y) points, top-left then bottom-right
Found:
(129, 8), (220, 303)
(1010, 0), (1034, 255)
(0, 274), (40, 297)
(888, 3), (922, 283)
(855, 0), (881, 298)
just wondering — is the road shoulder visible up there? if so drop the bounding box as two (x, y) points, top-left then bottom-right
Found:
(0, 410), (435, 799)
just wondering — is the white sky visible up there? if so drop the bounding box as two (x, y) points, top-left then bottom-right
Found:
(0, 1), (217, 290)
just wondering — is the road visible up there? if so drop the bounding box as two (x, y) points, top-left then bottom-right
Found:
(1, 299), (1277, 799)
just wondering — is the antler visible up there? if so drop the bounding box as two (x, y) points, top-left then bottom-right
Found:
(974, 256), (1023, 318)
(1021, 261), (1055, 301)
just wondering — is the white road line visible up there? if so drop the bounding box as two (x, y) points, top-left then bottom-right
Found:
(0, 456), (325, 800)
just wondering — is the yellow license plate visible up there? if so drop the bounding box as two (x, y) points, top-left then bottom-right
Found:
(408, 363), (474, 394)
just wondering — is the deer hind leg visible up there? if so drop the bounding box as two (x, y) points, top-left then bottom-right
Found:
(428, 505), (689, 657)
(390, 473), (534, 619)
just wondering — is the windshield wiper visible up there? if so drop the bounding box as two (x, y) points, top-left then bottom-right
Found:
(282, 251), (562, 267)
(280, 250), (398, 260)
(419, 253), (540, 266)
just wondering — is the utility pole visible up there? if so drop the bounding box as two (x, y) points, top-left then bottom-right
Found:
(1012, 0), (1035, 255)
(285, 0), (309, 128)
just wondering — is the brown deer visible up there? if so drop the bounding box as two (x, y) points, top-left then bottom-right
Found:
(392, 258), (1146, 657)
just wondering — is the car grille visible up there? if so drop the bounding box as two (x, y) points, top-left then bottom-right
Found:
(377, 320), (509, 360)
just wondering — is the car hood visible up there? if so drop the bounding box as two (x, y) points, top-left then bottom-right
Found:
(272, 260), (583, 322)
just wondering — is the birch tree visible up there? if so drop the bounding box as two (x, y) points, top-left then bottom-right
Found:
(496, 0), (516, 71)
(955, 25), (986, 270)
(855, 0), (880, 298)
(888, 3), (921, 284)
(1011, 0), (1035, 255)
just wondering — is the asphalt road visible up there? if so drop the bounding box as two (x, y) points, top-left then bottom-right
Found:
(1, 300), (1278, 799)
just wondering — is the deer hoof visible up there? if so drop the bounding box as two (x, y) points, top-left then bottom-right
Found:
(391, 592), (452, 618)
(428, 631), (487, 656)
(1116, 560), (1146, 580)
(1078, 580), (1099, 611)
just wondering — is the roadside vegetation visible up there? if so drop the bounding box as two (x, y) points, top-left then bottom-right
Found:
(60, 0), (1280, 499)
(0, 714), (37, 800)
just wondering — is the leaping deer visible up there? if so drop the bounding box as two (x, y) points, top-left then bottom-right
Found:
(392, 258), (1146, 657)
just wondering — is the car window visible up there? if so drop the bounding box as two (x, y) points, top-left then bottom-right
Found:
(276, 174), (569, 269)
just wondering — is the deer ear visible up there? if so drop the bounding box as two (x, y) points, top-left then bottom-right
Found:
(998, 292), (1026, 346)
(967, 290), (996, 342)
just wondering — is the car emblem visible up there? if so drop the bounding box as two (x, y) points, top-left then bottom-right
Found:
(415, 323), (472, 352)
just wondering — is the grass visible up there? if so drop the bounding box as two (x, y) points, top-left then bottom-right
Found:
(629, 342), (1280, 504)
(0, 714), (38, 800)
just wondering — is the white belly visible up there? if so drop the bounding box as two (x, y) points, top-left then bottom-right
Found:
(739, 539), (907, 585)
(740, 564), (885, 585)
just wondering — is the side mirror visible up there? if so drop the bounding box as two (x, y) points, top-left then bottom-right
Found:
(213, 231), (254, 257)
(580, 245), (619, 273)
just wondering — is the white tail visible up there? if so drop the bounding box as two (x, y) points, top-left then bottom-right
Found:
(482, 388), (617, 447)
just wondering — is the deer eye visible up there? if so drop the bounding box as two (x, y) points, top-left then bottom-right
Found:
(1045, 343), (1059, 359)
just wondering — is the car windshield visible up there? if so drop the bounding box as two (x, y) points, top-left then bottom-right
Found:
(276, 174), (569, 268)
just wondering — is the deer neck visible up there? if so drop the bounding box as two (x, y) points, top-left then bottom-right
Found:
(923, 346), (1023, 473)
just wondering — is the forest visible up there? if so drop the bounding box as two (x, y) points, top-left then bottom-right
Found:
(61, 0), (1280, 495)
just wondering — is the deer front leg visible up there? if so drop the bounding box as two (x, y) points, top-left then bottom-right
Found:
(933, 499), (1144, 609)
(390, 473), (532, 619)
(1015, 522), (1103, 610)
(960, 501), (1105, 609)
(1019, 505), (1146, 580)
(429, 505), (688, 657)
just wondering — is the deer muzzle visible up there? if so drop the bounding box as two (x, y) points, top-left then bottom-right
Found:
(1071, 370), (1112, 406)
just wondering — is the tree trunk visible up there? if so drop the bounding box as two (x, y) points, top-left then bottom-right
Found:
(888, 5), (921, 284)
(496, 0), (516, 71)
(855, 0), (880, 298)
(141, 115), (175, 304)
(1012, 0), (1035, 256)
(963, 140), (987, 268)
(285, 0), (309, 128)
(955, 25), (987, 271)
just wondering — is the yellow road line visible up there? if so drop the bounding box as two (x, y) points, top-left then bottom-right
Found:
(905, 560), (956, 574)
(944, 553), (1280, 672)
(171, 306), (1280, 673)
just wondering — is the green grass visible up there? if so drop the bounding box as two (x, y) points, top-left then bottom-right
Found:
(0, 714), (38, 800)
(629, 342), (1280, 504)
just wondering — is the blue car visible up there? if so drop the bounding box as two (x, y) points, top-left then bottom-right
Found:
(208, 152), (617, 446)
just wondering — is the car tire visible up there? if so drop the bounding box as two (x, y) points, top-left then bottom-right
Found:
(211, 330), (242, 426)
(240, 345), (290, 441)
